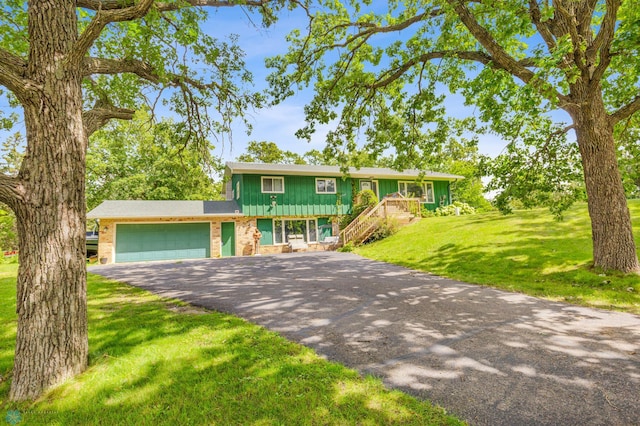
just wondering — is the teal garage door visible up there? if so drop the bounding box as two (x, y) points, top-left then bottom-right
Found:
(115, 223), (210, 263)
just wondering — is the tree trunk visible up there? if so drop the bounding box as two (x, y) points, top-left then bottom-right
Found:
(572, 89), (640, 273)
(9, 1), (88, 400)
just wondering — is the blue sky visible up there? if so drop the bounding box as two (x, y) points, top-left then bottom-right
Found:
(205, 6), (513, 162)
(0, 5), (553, 165)
(207, 7), (340, 160)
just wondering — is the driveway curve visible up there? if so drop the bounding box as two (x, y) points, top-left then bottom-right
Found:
(90, 252), (640, 426)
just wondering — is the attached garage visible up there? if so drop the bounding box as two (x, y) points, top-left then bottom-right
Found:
(88, 200), (246, 264)
(115, 223), (210, 263)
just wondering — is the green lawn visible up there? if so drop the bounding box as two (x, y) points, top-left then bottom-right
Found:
(358, 200), (640, 314)
(0, 265), (461, 425)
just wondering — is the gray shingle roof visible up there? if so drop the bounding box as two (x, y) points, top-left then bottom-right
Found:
(224, 162), (465, 180)
(87, 200), (242, 219)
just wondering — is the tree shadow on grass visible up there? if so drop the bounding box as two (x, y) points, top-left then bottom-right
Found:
(405, 229), (640, 309)
(2, 275), (460, 425)
(87, 253), (640, 425)
(0, 277), (17, 400)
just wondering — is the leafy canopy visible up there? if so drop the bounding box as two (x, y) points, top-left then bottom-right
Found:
(267, 0), (640, 214)
(87, 111), (222, 210)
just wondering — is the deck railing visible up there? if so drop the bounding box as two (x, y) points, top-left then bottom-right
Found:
(339, 197), (420, 245)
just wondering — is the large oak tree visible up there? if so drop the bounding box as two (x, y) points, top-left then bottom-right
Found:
(87, 111), (222, 210)
(0, 0), (282, 400)
(269, 0), (640, 273)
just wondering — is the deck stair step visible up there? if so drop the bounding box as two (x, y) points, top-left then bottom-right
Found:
(338, 197), (421, 247)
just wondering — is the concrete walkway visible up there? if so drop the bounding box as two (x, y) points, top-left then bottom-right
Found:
(89, 252), (640, 425)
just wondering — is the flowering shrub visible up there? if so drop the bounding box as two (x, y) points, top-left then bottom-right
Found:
(435, 201), (476, 216)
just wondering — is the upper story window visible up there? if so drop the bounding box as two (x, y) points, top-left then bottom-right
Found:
(316, 178), (336, 194)
(261, 176), (284, 193)
(398, 181), (435, 203)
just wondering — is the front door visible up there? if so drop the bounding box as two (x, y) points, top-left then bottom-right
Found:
(360, 180), (379, 198)
(221, 222), (236, 257)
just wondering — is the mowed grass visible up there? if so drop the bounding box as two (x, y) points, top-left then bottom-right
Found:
(0, 265), (462, 425)
(358, 200), (640, 314)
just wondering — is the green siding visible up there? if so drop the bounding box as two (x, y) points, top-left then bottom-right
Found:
(421, 181), (452, 211)
(115, 223), (210, 263)
(257, 218), (273, 245)
(377, 179), (399, 198)
(235, 173), (453, 215)
(231, 174), (243, 210)
(239, 174), (352, 217)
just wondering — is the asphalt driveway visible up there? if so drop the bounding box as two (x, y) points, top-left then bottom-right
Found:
(89, 252), (640, 425)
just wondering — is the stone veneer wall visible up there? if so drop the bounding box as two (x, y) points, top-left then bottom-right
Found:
(258, 243), (325, 255)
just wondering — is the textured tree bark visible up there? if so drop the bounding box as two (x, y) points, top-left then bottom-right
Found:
(9, 1), (88, 400)
(571, 88), (640, 274)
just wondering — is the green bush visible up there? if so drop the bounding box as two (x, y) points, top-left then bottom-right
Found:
(435, 201), (476, 217)
(366, 217), (400, 243)
(338, 242), (355, 252)
(420, 207), (435, 218)
(340, 189), (379, 229)
(356, 189), (379, 207)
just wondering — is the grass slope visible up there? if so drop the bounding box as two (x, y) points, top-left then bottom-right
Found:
(358, 200), (640, 314)
(0, 265), (461, 425)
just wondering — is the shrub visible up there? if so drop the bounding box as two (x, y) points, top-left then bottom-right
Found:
(435, 201), (476, 217)
(365, 217), (400, 243)
(356, 189), (379, 207)
(340, 189), (380, 229)
(338, 242), (355, 252)
(420, 207), (435, 218)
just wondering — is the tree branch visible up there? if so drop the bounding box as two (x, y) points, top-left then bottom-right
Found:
(83, 56), (222, 91)
(0, 48), (32, 97)
(528, 0), (557, 52)
(371, 50), (536, 90)
(83, 102), (136, 137)
(71, 0), (155, 64)
(82, 57), (159, 82)
(610, 94), (640, 126)
(447, 0), (567, 104)
(448, 0), (535, 84)
(576, 0), (599, 42)
(0, 173), (23, 208)
(82, 55), (231, 135)
(73, 0), (272, 68)
(588, 0), (621, 82)
(77, 0), (270, 12)
(0, 48), (25, 77)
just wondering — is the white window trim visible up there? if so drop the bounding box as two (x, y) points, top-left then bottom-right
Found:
(397, 181), (412, 197)
(273, 218), (319, 245)
(235, 181), (240, 200)
(424, 182), (435, 204)
(261, 176), (285, 193)
(359, 179), (379, 199)
(315, 177), (337, 194)
(398, 181), (435, 203)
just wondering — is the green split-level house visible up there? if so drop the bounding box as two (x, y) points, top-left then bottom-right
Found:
(88, 162), (464, 264)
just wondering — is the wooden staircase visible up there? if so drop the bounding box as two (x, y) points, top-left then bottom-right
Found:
(339, 197), (421, 246)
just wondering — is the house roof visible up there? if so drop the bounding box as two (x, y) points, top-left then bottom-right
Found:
(87, 200), (242, 219)
(224, 162), (465, 181)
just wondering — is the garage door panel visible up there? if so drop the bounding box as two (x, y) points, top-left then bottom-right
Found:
(116, 223), (210, 263)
